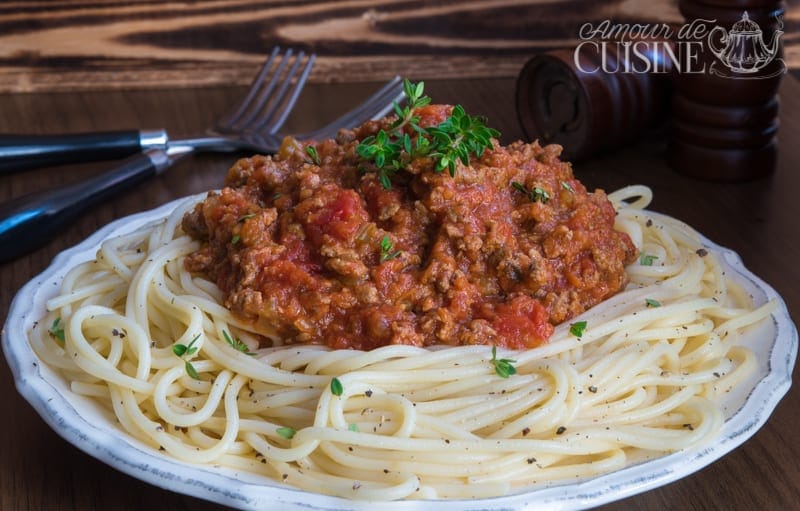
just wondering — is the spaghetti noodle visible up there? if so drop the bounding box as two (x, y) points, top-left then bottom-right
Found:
(29, 184), (774, 500)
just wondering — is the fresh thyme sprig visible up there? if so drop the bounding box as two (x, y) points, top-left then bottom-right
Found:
(427, 105), (499, 177)
(223, 330), (256, 356)
(512, 181), (550, 203)
(356, 79), (499, 189)
(392, 79), (431, 133)
(356, 79), (431, 189)
(490, 346), (517, 378)
(173, 334), (201, 380)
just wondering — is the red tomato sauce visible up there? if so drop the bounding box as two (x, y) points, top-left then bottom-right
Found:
(182, 105), (637, 350)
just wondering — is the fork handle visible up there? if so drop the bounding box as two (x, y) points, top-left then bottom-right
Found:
(0, 149), (174, 263)
(0, 129), (168, 174)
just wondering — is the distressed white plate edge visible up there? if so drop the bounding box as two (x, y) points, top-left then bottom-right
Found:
(2, 197), (797, 511)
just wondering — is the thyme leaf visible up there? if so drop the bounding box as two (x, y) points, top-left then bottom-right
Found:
(569, 321), (588, 338)
(276, 426), (296, 439)
(379, 235), (401, 262)
(305, 145), (321, 165)
(490, 346), (517, 378)
(330, 377), (344, 396)
(645, 298), (662, 308)
(49, 317), (65, 344)
(639, 253), (658, 266)
(184, 361), (200, 380)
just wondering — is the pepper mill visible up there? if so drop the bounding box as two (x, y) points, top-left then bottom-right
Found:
(515, 41), (673, 161)
(669, 0), (785, 181)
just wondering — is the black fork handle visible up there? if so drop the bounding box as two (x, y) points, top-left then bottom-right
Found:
(0, 129), (168, 174)
(0, 149), (176, 263)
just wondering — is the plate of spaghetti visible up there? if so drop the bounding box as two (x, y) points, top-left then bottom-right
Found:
(3, 90), (797, 511)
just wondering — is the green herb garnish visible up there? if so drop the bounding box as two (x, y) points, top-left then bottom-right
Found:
(305, 145), (321, 165)
(223, 330), (255, 356)
(231, 234), (241, 245)
(512, 181), (550, 203)
(569, 321), (588, 338)
(490, 346), (517, 378)
(183, 361), (200, 380)
(645, 298), (662, 308)
(276, 426), (296, 439)
(330, 377), (344, 396)
(173, 334), (201, 380)
(427, 104), (499, 177)
(172, 335), (199, 357)
(356, 79), (499, 189)
(48, 317), (65, 344)
(379, 235), (401, 262)
(561, 181), (575, 193)
(639, 253), (658, 266)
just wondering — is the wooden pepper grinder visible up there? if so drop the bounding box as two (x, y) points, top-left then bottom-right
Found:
(515, 41), (674, 162)
(669, 0), (785, 181)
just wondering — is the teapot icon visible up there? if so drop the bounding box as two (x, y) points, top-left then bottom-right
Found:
(708, 12), (783, 74)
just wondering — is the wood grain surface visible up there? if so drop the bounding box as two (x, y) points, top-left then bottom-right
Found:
(0, 75), (799, 511)
(0, 0), (797, 93)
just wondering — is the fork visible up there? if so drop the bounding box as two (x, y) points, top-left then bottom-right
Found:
(0, 47), (312, 174)
(0, 55), (405, 262)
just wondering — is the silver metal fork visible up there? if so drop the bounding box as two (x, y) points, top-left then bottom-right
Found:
(0, 47), (313, 175)
(0, 51), (406, 262)
(163, 46), (316, 158)
(142, 48), (406, 162)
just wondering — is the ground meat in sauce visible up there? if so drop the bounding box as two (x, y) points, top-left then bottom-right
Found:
(182, 105), (638, 350)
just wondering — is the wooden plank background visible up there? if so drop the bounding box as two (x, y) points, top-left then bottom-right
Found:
(0, 0), (797, 93)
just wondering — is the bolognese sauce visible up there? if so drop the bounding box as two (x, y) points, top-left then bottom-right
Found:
(182, 104), (637, 350)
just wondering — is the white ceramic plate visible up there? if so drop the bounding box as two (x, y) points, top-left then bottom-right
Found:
(3, 196), (798, 511)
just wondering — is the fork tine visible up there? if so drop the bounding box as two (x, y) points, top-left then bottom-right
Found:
(229, 48), (298, 131)
(217, 46), (283, 130)
(296, 76), (406, 142)
(252, 51), (316, 135)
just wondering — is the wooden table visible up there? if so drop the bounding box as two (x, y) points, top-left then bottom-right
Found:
(0, 76), (798, 510)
